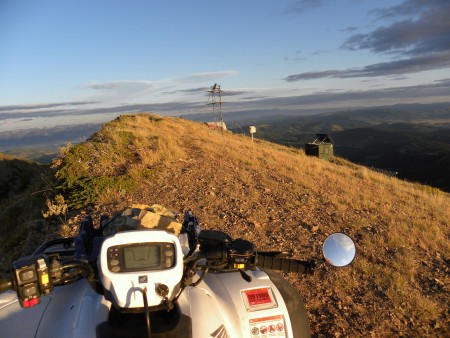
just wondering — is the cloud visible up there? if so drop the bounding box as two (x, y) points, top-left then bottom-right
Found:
(284, 1), (450, 82)
(284, 49), (328, 63)
(0, 70), (241, 125)
(284, 51), (450, 81)
(341, 26), (358, 33)
(369, 0), (445, 19)
(86, 83), (120, 90)
(221, 90), (250, 97)
(162, 87), (210, 95)
(237, 79), (450, 110)
(162, 86), (248, 98)
(239, 96), (272, 101)
(0, 101), (98, 113)
(178, 71), (239, 84)
(284, 55), (306, 63)
(79, 71), (239, 104)
(83, 80), (153, 92)
(285, 0), (325, 14)
(285, 70), (341, 81)
(2, 80), (449, 131)
(342, 0), (450, 56)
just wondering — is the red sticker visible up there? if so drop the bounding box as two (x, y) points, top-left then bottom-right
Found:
(244, 288), (272, 306)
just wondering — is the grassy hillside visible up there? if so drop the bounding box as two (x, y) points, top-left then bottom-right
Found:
(48, 114), (450, 336)
(332, 124), (450, 191)
(232, 108), (450, 192)
(0, 154), (51, 270)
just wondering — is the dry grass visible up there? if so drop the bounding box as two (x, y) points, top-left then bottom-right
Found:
(57, 113), (450, 337)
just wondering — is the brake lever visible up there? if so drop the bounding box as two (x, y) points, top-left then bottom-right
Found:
(305, 258), (326, 274)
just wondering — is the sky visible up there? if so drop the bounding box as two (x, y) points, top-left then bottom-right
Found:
(1, 0), (450, 132)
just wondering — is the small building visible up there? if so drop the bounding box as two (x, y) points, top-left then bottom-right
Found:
(305, 134), (334, 160)
(205, 121), (227, 130)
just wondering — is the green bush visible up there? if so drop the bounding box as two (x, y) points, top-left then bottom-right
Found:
(58, 174), (137, 209)
(52, 114), (176, 209)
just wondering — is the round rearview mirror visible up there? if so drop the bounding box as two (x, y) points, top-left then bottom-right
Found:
(322, 233), (356, 267)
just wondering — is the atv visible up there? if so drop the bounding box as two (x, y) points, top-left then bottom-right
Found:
(0, 208), (355, 338)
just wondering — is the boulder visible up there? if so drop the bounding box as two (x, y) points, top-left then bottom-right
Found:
(104, 204), (182, 236)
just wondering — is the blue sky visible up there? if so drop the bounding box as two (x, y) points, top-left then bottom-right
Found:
(1, 0), (450, 132)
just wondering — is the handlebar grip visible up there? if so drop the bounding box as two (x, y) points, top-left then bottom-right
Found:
(255, 254), (308, 274)
(0, 278), (13, 292)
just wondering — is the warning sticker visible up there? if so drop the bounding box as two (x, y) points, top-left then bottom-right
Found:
(245, 288), (272, 306)
(249, 315), (286, 337)
(242, 288), (277, 311)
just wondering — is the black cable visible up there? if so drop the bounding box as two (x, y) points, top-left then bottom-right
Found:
(191, 267), (208, 287)
(32, 237), (75, 255)
(184, 240), (198, 259)
(60, 260), (93, 280)
(141, 287), (151, 338)
(52, 268), (86, 285)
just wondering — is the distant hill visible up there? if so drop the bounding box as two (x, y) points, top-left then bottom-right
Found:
(231, 103), (450, 192)
(332, 124), (450, 191)
(0, 123), (102, 164)
(3, 147), (60, 164)
(3, 101), (450, 166)
(47, 113), (449, 337)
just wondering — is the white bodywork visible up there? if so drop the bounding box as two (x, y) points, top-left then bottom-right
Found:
(0, 279), (109, 338)
(0, 230), (296, 337)
(0, 268), (294, 338)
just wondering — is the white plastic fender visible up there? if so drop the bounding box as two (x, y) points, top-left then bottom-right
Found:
(0, 279), (109, 338)
(179, 268), (294, 338)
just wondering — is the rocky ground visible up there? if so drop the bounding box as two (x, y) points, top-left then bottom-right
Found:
(67, 129), (449, 337)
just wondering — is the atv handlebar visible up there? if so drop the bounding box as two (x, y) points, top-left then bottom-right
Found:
(1, 212), (356, 313)
(193, 230), (323, 277)
(0, 257), (94, 308)
(0, 278), (13, 293)
(255, 254), (322, 274)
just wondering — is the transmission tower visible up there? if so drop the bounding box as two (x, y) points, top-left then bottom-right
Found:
(206, 83), (225, 130)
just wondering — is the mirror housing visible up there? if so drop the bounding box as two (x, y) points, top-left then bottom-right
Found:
(322, 233), (356, 267)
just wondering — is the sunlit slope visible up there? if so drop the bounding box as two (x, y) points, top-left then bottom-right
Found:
(55, 114), (450, 337)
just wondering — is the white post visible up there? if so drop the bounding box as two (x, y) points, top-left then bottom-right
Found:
(249, 126), (256, 142)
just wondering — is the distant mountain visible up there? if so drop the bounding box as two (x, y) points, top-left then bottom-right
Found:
(320, 103), (450, 124)
(230, 102), (450, 192)
(332, 124), (450, 191)
(0, 123), (102, 163)
(4, 147), (62, 164)
(3, 101), (450, 169)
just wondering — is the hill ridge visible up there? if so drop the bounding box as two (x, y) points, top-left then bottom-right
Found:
(10, 114), (450, 336)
